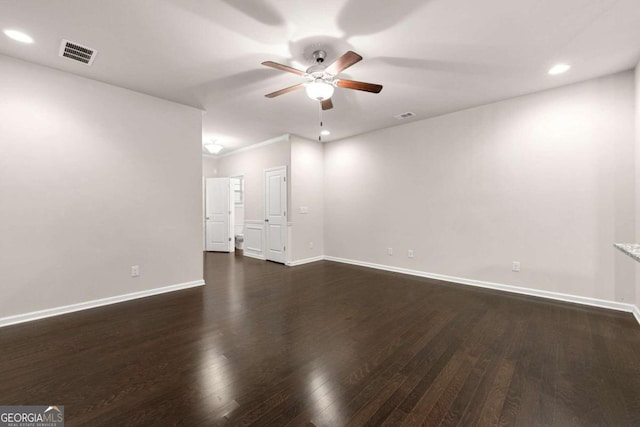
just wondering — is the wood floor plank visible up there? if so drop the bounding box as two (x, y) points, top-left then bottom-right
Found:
(475, 317), (528, 426)
(362, 310), (482, 425)
(439, 312), (510, 426)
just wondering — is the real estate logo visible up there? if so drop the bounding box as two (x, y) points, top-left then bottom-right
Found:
(0, 405), (64, 427)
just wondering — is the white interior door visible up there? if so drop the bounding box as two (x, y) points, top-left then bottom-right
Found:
(205, 177), (234, 252)
(264, 167), (287, 263)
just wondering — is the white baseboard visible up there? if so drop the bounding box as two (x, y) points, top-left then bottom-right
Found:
(0, 279), (205, 328)
(632, 305), (640, 325)
(286, 256), (325, 267)
(9, 255), (634, 328)
(324, 256), (640, 325)
(243, 252), (266, 261)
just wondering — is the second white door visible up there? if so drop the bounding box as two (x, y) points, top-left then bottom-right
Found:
(264, 167), (287, 263)
(205, 177), (234, 252)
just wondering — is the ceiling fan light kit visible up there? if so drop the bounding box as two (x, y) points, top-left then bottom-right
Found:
(305, 79), (334, 101)
(203, 141), (223, 154)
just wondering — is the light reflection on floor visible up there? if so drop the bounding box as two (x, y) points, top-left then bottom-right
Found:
(198, 339), (238, 418)
(307, 369), (342, 425)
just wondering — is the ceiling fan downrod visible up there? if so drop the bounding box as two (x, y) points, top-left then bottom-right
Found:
(312, 50), (327, 64)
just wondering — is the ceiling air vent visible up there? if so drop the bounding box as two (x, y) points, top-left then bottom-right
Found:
(394, 112), (416, 120)
(59, 39), (97, 65)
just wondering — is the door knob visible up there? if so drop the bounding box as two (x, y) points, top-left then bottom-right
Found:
(265, 219), (269, 222)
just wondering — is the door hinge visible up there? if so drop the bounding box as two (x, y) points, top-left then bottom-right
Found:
(229, 237), (232, 242)
(284, 176), (286, 182)
(284, 246), (286, 251)
(284, 211), (286, 217)
(229, 210), (231, 215)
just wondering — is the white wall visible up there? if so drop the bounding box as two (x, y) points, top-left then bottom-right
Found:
(0, 55), (203, 319)
(216, 136), (291, 221)
(291, 135), (324, 261)
(324, 71), (635, 303)
(201, 156), (218, 250)
(202, 156), (218, 178)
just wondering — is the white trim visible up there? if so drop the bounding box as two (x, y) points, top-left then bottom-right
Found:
(287, 223), (293, 264)
(243, 220), (265, 258)
(0, 280), (205, 328)
(287, 256), (325, 267)
(224, 250), (640, 323)
(264, 165), (287, 173)
(324, 256), (640, 325)
(216, 134), (290, 159)
(632, 305), (640, 324)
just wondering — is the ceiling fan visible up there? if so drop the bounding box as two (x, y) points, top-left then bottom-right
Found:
(261, 50), (383, 110)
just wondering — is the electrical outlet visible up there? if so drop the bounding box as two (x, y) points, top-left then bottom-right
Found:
(131, 265), (140, 277)
(408, 249), (414, 258)
(512, 261), (520, 272)
(309, 241), (314, 249)
(387, 247), (393, 256)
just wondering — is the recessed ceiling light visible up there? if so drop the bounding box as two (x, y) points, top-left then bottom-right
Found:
(320, 130), (330, 136)
(548, 64), (570, 75)
(3, 29), (34, 44)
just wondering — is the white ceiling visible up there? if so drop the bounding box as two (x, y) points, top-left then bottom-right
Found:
(2, 0), (640, 152)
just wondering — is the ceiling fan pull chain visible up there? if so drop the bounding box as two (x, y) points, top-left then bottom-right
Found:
(318, 102), (323, 141)
(319, 104), (327, 141)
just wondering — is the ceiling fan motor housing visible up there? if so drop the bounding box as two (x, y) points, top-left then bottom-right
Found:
(306, 50), (333, 79)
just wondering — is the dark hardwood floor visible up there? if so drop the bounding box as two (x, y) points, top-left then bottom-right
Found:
(1, 253), (640, 426)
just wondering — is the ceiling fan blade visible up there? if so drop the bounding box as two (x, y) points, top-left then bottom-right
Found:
(321, 98), (333, 110)
(265, 83), (305, 98)
(261, 61), (306, 76)
(326, 51), (363, 75)
(337, 79), (383, 93)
